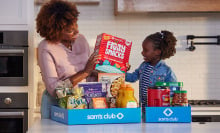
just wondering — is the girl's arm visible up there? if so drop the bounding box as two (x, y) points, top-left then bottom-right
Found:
(165, 68), (177, 82)
(125, 63), (144, 82)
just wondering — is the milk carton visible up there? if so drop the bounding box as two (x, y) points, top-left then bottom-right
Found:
(94, 33), (132, 73)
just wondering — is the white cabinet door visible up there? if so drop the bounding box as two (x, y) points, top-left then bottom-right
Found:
(0, 0), (27, 24)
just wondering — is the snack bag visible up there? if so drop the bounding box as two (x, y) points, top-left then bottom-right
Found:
(58, 96), (68, 108)
(78, 82), (106, 107)
(94, 33), (132, 73)
(67, 87), (87, 109)
(67, 96), (87, 109)
(55, 80), (73, 98)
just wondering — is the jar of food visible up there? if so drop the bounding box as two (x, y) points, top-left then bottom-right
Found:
(168, 82), (183, 105)
(121, 84), (138, 108)
(172, 90), (188, 106)
(148, 82), (170, 107)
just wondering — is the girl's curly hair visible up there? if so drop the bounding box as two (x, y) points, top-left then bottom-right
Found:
(36, 0), (79, 43)
(145, 30), (177, 60)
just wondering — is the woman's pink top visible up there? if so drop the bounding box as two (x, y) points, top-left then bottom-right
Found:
(38, 34), (90, 97)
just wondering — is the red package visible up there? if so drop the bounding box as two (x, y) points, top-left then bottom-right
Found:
(94, 33), (132, 73)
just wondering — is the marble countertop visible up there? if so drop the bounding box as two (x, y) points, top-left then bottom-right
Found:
(28, 119), (220, 133)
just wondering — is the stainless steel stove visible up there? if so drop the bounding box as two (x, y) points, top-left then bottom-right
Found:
(189, 100), (220, 122)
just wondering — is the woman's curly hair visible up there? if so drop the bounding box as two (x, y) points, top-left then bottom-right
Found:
(145, 30), (177, 60)
(36, 0), (79, 43)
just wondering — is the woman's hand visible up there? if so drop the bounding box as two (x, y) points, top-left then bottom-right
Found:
(126, 62), (131, 71)
(87, 70), (98, 82)
(84, 52), (99, 74)
(69, 53), (99, 87)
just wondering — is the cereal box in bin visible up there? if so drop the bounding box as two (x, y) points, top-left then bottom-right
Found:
(98, 73), (125, 108)
(94, 33), (132, 73)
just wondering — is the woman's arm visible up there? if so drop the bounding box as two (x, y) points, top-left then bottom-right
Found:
(38, 49), (65, 97)
(69, 52), (99, 86)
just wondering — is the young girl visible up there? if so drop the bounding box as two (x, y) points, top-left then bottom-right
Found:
(126, 30), (177, 113)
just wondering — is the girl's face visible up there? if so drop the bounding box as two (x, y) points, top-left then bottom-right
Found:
(141, 39), (161, 63)
(61, 22), (79, 42)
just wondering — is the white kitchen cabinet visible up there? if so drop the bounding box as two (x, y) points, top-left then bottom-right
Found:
(0, 0), (27, 24)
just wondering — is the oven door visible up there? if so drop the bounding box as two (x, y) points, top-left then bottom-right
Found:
(0, 110), (27, 133)
(0, 48), (28, 86)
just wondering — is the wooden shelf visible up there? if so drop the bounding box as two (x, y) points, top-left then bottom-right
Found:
(115, 0), (220, 15)
(35, 0), (100, 5)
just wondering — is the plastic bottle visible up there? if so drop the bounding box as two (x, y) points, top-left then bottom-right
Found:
(116, 84), (126, 108)
(121, 84), (138, 108)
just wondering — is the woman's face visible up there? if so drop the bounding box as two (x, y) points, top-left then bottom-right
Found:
(61, 22), (79, 42)
(141, 39), (161, 63)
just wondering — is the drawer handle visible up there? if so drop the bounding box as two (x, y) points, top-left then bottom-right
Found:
(0, 112), (24, 117)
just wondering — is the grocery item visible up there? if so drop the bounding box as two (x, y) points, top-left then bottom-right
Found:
(98, 73), (125, 108)
(90, 97), (108, 109)
(58, 96), (68, 108)
(78, 82), (106, 108)
(94, 33), (132, 73)
(168, 82), (183, 104)
(116, 84), (126, 108)
(107, 97), (117, 108)
(67, 87), (87, 109)
(67, 96), (87, 109)
(121, 84), (138, 108)
(172, 90), (188, 106)
(55, 80), (73, 98)
(147, 82), (170, 107)
(98, 73), (125, 97)
(56, 88), (66, 99)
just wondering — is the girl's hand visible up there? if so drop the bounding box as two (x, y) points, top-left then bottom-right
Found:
(126, 63), (131, 71)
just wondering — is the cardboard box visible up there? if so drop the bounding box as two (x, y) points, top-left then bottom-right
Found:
(94, 33), (132, 73)
(98, 73), (125, 97)
(145, 106), (191, 123)
(51, 106), (141, 125)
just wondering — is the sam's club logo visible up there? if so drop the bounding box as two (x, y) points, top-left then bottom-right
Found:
(54, 112), (64, 119)
(163, 108), (173, 117)
(87, 113), (124, 120)
(158, 108), (178, 122)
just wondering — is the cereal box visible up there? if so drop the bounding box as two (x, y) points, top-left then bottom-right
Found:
(78, 82), (106, 107)
(94, 33), (132, 73)
(98, 73), (125, 98)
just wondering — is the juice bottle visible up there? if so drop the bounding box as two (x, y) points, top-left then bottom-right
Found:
(121, 84), (138, 108)
(116, 84), (126, 108)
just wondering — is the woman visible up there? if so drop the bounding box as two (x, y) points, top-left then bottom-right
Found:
(36, 0), (98, 118)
